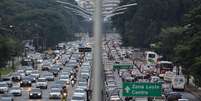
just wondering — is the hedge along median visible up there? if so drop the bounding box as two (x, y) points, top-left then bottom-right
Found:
(0, 67), (13, 76)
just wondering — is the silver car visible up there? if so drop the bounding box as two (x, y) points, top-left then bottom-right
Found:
(36, 78), (48, 89)
(49, 88), (61, 99)
(9, 86), (22, 96)
(0, 82), (8, 94)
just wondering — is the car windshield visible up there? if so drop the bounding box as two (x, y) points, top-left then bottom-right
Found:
(51, 85), (62, 89)
(78, 82), (87, 86)
(60, 76), (69, 79)
(72, 96), (84, 100)
(1, 77), (10, 81)
(0, 83), (7, 86)
(44, 73), (53, 76)
(26, 68), (33, 70)
(38, 78), (46, 82)
(51, 88), (61, 92)
(11, 87), (20, 90)
(1, 97), (12, 100)
(31, 89), (40, 93)
(51, 68), (59, 70)
(54, 80), (66, 85)
(75, 89), (85, 93)
(32, 71), (38, 74)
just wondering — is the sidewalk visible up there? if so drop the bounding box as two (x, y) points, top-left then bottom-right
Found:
(186, 84), (201, 100)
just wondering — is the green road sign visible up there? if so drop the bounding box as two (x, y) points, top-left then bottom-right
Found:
(122, 82), (162, 97)
(113, 64), (133, 69)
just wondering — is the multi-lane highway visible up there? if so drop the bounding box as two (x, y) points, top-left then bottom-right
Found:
(0, 34), (200, 101)
(102, 34), (200, 101)
(0, 39), (92, 101)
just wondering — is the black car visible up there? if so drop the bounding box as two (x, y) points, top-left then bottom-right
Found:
(11, 73), (21, 82)
(49, 68), (60, 77)
(28, 75), (36, 83)
(20, 77), (32, 87)
(0, 94), (14, 101)
(29, 88), (42, 99)
(42, 65), (50, 71)
(166, 92), (182, 101)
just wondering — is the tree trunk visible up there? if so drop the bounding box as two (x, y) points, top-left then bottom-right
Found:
(186, 74), (190, 85)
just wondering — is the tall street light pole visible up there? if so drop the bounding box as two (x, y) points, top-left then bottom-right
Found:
(92, 0), (103, 101)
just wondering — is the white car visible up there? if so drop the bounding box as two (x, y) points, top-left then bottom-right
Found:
(9, 86), (22, 96)
(74, 88), (86, 97)
(71, 94), (86, 101)
(0, 82), (8, 93)
(59, 76), (70, 84)
(25, 68), (33, 76)
(36, 78), (48, 89)
(30, 70), (40, 79)
(49, 88), (61, 99)
(77, 82), (88, 90)
(82, 62), (91, 67)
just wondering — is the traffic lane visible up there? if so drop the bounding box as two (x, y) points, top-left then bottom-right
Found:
(13, 80), (58, 101)
(179, 91), (200, 101)
(13, 69), (60, 101)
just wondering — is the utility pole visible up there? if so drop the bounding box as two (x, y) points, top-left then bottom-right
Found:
(92, 0), (103, 101)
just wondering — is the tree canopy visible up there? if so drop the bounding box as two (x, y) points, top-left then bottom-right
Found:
(0, 0), (85, 47)
(112, 0), (193, 48)
(112, 0), (201, 86)
(0, 0), (85, 67)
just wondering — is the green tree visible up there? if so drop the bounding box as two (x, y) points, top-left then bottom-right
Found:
(0, 36), (22, 67)
(0, 0), (85, 47)
(112, 0), (193, 48)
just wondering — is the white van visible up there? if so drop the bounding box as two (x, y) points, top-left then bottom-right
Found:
(172, 75), (186, 90)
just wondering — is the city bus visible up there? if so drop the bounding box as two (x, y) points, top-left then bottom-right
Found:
(145, 51), (158, 65)
(156, 61), (174, 77)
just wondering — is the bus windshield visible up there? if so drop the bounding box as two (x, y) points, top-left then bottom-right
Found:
(148, 54), (156, 58)
(160, 63), (173, 69)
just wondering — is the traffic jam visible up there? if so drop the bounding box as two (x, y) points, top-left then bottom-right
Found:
(103, 37), (192, 101)
(0, 40), (92, 101)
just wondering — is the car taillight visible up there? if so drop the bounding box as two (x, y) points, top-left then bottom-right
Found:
(160, 70), (166, 74)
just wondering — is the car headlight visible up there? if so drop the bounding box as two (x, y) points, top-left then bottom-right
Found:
(63, 93), (67, 96)
(30, 93), (33, 95)
(38, 93), (41, 95)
